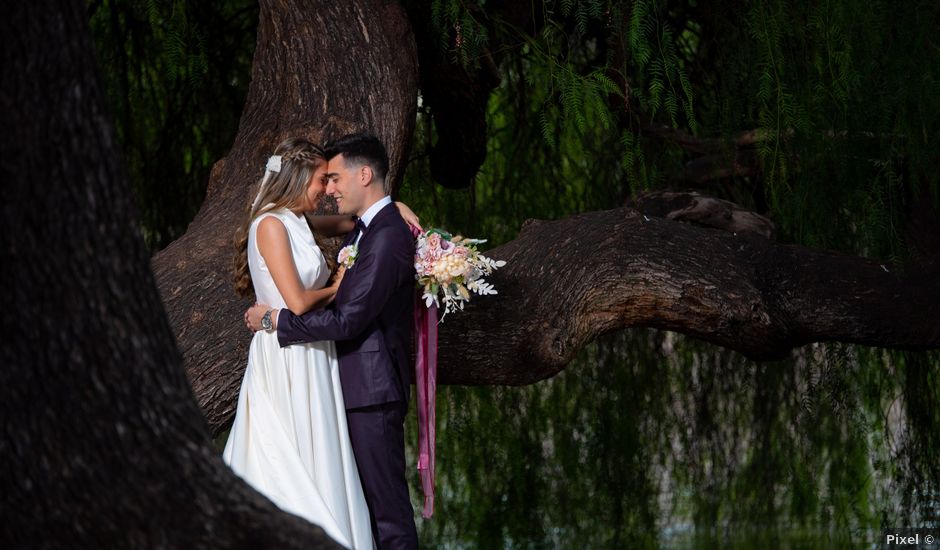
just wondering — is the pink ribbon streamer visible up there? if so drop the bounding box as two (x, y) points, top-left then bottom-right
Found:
(414, 296), (437, 518)
(410, 223), (437, 519)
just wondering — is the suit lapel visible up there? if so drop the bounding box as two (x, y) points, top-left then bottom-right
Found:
(336, 203), (395, 300)
(357, 202), (396, 251)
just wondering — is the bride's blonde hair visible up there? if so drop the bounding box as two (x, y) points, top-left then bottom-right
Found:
(233, 138), (325, 297)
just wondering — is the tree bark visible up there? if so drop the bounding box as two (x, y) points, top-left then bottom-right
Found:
(2, 1), (343, 546)
(433, 207), (940, 386)
(151, 0), (419, 437)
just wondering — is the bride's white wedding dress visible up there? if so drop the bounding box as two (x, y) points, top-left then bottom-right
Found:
(223, 208), (373, 549)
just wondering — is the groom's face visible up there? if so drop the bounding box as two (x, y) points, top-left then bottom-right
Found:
(326, 154), (361, 216)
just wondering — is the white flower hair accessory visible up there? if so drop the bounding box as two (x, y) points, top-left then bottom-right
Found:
(251, 155), (283, 209)
(266, 155), (282, 173)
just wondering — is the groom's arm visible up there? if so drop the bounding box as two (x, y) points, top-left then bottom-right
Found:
(276, 226), (411, 347)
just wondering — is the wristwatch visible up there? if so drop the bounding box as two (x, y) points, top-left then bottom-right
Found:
(261, 309), (274, 331)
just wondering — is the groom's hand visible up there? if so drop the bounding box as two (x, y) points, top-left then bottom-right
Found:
(245, 303), (272, 332)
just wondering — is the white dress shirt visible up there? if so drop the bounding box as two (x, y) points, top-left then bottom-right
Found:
(355, 195), (392, 245)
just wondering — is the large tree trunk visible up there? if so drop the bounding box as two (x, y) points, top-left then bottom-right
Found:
(151, 0), (418, 437)
(0, 0), (379, 547)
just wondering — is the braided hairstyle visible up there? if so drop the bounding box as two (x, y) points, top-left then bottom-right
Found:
(233, 138), (325, 297)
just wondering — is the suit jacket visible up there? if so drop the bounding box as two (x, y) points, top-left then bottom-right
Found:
(277, 202), (415, 410)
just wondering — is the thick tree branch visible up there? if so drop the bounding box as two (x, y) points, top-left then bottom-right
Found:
(178, 198), (937, 432)
(433, 207), (940, 386)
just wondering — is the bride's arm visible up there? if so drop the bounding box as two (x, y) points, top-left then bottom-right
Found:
(307, 214), (355, 237)
(395, 201), (422, 231)
(307, 201), (423, 236)
(256, 217), (341, 315)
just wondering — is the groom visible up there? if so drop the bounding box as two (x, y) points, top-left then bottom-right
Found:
(247, 133), (418, 549)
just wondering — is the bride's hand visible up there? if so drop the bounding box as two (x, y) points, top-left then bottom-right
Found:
(325, 265), (346, 304)
(329, 264), (347, 289)
(395, 201), (422, 232)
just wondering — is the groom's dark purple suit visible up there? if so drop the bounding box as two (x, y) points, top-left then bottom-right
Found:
(277, 202), (418, 549)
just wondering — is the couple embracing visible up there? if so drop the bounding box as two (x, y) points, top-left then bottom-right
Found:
(225, 133), (420, 549)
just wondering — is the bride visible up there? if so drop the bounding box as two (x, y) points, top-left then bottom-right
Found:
(223, 137), (419, 549)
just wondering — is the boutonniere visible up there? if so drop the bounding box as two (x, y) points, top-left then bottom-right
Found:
(338, 244), (358, 269)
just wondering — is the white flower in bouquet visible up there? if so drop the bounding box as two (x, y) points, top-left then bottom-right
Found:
(415, 229), (506, 319)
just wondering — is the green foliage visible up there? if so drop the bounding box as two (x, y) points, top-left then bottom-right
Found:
(736, 0), (939, 259)
(430, 0), (490, 67)
(405, 333), (938, 548)
(88, 0), (257, 250)
(412, 0), (939, 264)
(410, 0), (703, 240)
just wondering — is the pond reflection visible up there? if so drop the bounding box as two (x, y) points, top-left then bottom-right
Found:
(407, 330), (939, 548)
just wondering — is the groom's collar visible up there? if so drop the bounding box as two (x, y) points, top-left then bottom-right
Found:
(359, 195), (393, 228)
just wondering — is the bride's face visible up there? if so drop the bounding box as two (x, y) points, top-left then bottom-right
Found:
(300, 165), (329, 212)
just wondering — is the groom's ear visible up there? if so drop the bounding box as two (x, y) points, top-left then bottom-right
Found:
(360, 165), (374, 186)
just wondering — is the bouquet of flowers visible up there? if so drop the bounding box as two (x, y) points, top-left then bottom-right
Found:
(412, 227), (506, 517)
(414, 228), (506, 318)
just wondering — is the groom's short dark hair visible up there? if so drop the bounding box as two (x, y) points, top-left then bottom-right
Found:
(324, 133), (389, 183)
